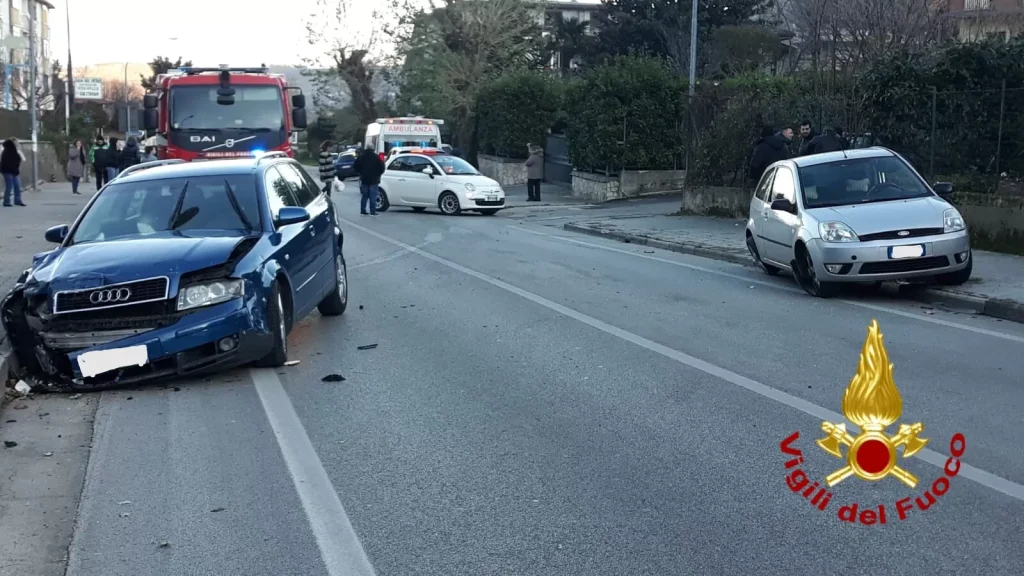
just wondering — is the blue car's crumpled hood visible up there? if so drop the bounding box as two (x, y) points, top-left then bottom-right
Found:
(30, 231), (250, 293)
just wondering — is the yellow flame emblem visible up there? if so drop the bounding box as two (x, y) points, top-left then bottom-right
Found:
(816, 320), (929, 488)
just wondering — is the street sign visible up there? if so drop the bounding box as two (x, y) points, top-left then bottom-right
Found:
(74, 77), (103, 100)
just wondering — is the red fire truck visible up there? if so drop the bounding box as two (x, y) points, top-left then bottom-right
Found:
(141, 66), (307, 161)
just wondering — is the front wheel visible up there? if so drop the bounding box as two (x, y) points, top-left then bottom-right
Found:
(935, 250), (973, 286)
(255, 282), (289, 367)
(438, 191), (461, 216)
(796, 247), (839, 298)
(317, 253), (348, 316)
(376, 188), (390, 212)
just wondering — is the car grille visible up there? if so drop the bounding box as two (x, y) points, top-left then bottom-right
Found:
(474, 199), (505, 207)
(859, 256), (950, 275)
(858, 228), (944, 242)
(54, 277), (170, 314)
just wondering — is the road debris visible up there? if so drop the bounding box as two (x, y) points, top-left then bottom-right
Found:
(5, 419), (15, 423)
(321, 374), (346, 382)
(210, 507), (226, 513)
(14, 380), (31, 396)
(357, 344), (378, 351)
(118, 500), (131, 505)
(359, 305), (364, 310)
(13, 404), (27, 410)
(4, 440), (17, 448)
(158, 542), (170, 548)
(68, 393), (83, 400)
(119, 512), (130, 518)
(43, 451), (53, 457)
(283, 360), (301, 366)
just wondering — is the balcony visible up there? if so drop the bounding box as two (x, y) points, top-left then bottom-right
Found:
(965, 0), (991, 9)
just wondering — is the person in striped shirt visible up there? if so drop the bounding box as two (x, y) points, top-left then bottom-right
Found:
(318, 140), (336, 195)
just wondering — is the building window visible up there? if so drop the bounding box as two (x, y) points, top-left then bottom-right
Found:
(964, 0), (991, 10)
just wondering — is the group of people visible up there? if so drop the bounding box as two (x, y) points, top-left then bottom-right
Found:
(748, 120), (850, 182)
(318, 140), (385, 216)
(78, 136), (156, 193)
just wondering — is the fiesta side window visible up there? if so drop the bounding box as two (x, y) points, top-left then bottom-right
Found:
(771, 167), (796, 203)
(755, 168), (776, 202)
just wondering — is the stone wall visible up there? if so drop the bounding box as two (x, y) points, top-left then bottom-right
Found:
(15, 141), (61, 185)
(478, 154), (529, 187)
(679, 185), (750, 218)
(571, 169), (689, 202)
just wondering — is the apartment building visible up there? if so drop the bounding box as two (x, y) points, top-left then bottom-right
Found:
(534, 0), (606, 70)
(0, 0), (54, 110)
(948, 0), (1024, 41)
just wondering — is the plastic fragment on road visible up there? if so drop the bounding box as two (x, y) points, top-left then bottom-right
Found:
(322, 374), (346, 382)
(357, 344), (378, 351)
(14, 380), (31, 395)
(283, 360), (301, 366)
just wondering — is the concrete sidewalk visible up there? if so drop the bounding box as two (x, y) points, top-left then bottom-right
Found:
(563, 212), (1024, 324)
(501, 182), (585, 208)
(0, 182), (93, 379)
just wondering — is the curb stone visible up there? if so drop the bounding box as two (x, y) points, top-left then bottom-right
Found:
(562, 222), (1024, 324)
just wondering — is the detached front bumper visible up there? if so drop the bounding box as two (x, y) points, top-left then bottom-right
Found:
(807, 230), (971, 282)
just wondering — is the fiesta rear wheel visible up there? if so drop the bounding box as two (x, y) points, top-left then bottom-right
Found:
(438, 191), (461, 216)
(256, 282), (289, 367)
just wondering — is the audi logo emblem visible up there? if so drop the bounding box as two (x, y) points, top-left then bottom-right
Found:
(89, 288), (132, 304)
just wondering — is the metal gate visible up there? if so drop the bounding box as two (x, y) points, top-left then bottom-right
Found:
(544, 134), (572, 184)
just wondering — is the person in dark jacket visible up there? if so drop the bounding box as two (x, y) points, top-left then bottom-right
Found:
(91, 137), (108, 190)
(118, 136), (141, 173)
(352, 148), (385, 216)
(1, 138), (24, 206)
(318, 140), (336, 194)
(807, 127), (844, 155)
(749, 127), (793, 182)
(834, 127), (850, 150)
(798, 120), (817, 156)
(101, 137), (119, 182)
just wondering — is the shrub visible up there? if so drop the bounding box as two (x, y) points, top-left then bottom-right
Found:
(477, 71), (563, 159)
(563, 55), (686, 173)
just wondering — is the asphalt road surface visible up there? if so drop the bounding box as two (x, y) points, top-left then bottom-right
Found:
(63, 197), (1024, 575)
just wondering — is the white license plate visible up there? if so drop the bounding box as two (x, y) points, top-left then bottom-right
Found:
(77, 345), (149, 378)
(486, 195), (498, 201)
(889, 245), (924, 259)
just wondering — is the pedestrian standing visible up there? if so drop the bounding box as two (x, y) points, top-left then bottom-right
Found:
(318, 140), (336, 195)
(140, 145), (158, 163)
(749, 127), (793, 182)
(798, 120), (818, 156)
(103, 137), (119, 182)
(66, 140), (85, 195)
(92, 137), (108, 190)
(118, 137), (141, 174)
(524, 143), (544, 202)
(352, 147), (384, 216)
(1, 139), (25, 207)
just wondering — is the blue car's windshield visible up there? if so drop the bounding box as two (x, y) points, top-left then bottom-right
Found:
(70, 175), (261, 245)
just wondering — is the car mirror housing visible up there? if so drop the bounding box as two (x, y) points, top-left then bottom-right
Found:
(933, 182), (954, 197)
(45, 224), (69, 244)
(275, 206), (310, 227)
(770, 198), (796, 213)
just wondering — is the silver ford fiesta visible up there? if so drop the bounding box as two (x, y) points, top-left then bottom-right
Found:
(744, 148), (972, 298)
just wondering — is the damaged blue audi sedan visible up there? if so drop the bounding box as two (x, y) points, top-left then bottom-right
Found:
(0, 154), (348, 390)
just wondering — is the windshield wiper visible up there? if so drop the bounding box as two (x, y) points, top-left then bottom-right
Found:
(234, 127), (274, 133)
(223, 179), (254, 231)
(167, 180), (192, 230)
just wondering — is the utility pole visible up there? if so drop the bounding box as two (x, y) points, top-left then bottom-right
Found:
(65, 0), (73, 134)
(124, 61), (131, 136)
(29, 0), (38, 191)
(688, 0), (698, 97)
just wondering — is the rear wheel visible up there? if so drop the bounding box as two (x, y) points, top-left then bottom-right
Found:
(317, 253), (348, 316)
(438, 191), (461, 216)
(256, 282), (289, 367)
(746, 233), (779, 276)
(376, 188), (390, 212)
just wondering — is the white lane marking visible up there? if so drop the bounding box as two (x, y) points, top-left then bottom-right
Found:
(506, 225), (1024, 344)
(252, 368), (377, 576)
(342, 217), (1024, 503)
(350, 242), (430, 270)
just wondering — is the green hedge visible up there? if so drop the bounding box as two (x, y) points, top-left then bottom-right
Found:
(477, 71), (562, 159)
(563, 55), (686, 173)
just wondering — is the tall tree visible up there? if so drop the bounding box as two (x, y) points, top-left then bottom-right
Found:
(141, 56), (193, 91)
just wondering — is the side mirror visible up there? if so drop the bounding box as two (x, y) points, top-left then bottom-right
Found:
(770, 198), (797, 213)
(143, 108), (158, 131)
(421, 167), (434, 178)
(275, 206), (310, 228)
(143, 94), (158, 109)
(291, 93), (306, 109)
(292, 108), (307, 130)
(933, 182), (954, 197)
(45, 224), (69, 244)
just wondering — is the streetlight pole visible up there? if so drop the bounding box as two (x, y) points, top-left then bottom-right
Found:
(65, 0), (72, 135)
(29, 0), (38, 191)
(124, 61), (131, 136)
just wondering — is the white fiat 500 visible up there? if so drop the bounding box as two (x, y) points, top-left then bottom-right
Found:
(376, 152), (506, 216)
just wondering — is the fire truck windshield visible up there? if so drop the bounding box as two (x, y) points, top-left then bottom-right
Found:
(170, 85), (284, 131)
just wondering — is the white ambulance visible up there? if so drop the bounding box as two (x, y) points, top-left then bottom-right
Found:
(364, 117), (445, 161)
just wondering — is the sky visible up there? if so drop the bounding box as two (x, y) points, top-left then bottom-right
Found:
(50, 0), (378, 68)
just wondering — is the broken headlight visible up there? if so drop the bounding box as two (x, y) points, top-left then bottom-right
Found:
(177, 279), (243, 311)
